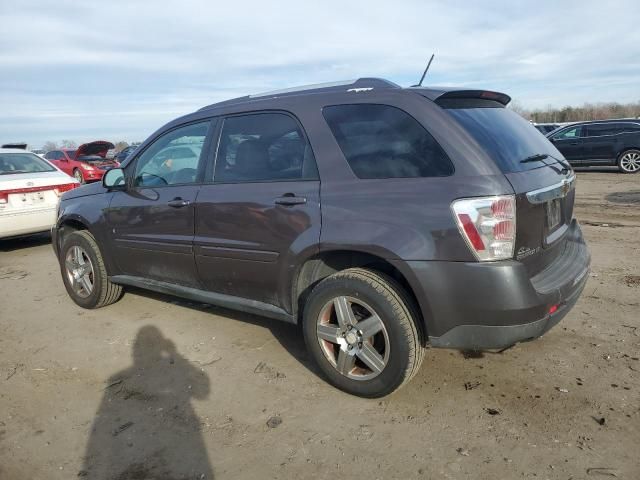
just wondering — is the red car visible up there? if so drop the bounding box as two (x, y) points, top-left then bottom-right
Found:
(44, 141), (119, 183)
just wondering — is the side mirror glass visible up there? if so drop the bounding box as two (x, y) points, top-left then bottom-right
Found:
(103, 168), (126, 189)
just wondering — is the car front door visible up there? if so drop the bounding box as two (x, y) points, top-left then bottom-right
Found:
(106, 120), (213, 287)
(550, 126), (586, 164)
(194, 112), (321, 310)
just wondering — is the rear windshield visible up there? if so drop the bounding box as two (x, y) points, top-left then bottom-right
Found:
(445, 107), (561, 172)
(0, 153), (56, 174)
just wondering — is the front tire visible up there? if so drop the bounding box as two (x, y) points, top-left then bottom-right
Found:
(618, 149), (640, 173)
(302, 268), (424, 398)
(73, 168), (85, 183)
(60, 230), (123, 309)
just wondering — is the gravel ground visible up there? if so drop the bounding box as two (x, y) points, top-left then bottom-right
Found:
(1, 170), (638, 480)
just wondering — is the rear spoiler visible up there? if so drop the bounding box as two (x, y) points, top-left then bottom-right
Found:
(414, 87), (511, 108)
(2, 143), (27, 149)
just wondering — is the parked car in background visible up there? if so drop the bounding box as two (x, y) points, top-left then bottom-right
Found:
(1, 148), (79, 239)
(53, 78), (590, 397)
(547, 119), (640, 173)
(31, 149), (46, 157)
(45, 141), (119, 183)
(114, 145), (138, 163)
(533, 123), (561, 135)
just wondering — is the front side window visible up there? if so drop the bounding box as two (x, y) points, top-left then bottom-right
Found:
(553, 126), (582, 140)
(65, 150), (77, 159)
(213, 113), (318, 183)
(323, 104), (453, 179)
(133, 121), (210, 187)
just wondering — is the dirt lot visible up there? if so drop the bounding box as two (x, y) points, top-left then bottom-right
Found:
(1, 170), (638, 480)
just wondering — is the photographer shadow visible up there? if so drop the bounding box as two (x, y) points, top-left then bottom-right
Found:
(80, 325), (214, 479)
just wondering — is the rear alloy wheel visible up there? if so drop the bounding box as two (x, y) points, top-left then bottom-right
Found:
(73, 168), (85, 183)
(619, 150), (640, 173)
(303, 268), (424, 397)
(60, 230), (123, 309)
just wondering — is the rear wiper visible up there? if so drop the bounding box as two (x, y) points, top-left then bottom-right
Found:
(520, 153), (549, 163)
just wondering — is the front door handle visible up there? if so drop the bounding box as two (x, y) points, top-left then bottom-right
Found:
(274, 194), (307, 206)
(167, 198), (191, 208)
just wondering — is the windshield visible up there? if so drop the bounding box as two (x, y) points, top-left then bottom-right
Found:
(446, 107), (563, 173)
(0, 153), (56, 174)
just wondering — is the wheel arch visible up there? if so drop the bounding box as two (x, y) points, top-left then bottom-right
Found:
(293, 249), (432, 342)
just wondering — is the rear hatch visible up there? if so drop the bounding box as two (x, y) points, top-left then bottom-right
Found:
(436, 92), (577, 277)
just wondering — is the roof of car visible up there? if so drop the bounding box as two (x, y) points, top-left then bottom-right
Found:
(197, 77), (511, 112)
(570, 118), (640, 126)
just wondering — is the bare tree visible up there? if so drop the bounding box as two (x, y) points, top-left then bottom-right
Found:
(61, 139), (77, 148)
(114, 141), (129, 153)
(42, 141), (58, 152)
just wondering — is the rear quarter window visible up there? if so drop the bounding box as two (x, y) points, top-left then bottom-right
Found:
(322, 104), (454, 179)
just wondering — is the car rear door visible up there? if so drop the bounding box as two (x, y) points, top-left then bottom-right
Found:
(106, 120), (213, 287)
(583, 123), (623, 164)
(194, 112), (320, 310)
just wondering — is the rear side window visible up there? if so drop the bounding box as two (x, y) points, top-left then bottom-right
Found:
(584, 124), (622, 137)
(323, 104), (453, 179)
(213, 113), (318, 183)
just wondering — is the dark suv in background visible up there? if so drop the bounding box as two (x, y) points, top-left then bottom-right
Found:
(52, 78), (590, 397)
(547, 119), (640, 173)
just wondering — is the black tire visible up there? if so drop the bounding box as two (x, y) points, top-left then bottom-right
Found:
(302, 268), (424, 397)
(618, 149), (640, 174)
(60, 230), (123, 309)
(73, 168), (85, 184)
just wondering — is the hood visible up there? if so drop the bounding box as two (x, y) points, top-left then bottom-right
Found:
(60, 179), (106, 200)
(75, 141), (115, 159)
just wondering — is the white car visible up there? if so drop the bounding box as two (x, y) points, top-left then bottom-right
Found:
(0, 148), (80, 239)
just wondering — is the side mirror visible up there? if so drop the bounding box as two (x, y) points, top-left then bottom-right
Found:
(102, 168), (126, 189)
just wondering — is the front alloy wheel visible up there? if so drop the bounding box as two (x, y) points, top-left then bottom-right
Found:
(74, 169), (85, 183)
(65, 245), (95, 298)
(619, 150), (640, 173)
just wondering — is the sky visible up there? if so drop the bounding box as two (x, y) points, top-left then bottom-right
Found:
(1, 0), (639, 148)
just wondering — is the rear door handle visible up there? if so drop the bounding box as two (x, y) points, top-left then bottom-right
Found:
(274, 195), (307, 206)
(167, 198), (191, 208)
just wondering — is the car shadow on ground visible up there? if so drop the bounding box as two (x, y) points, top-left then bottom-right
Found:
(0, 232), (51, 252)
(124, 286), (317, 377)
(79, 325), (215, 479)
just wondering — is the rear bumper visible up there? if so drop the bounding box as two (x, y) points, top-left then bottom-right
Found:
(0, 206), (57, 239)
(405, 220), (590, 350)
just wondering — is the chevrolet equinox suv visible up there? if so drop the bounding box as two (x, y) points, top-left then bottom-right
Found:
(53, 78), (590, 397)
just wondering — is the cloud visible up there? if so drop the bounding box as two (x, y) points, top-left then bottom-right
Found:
(1, 0), (639, 146)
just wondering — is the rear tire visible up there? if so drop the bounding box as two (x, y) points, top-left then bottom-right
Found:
(618, 149), (640, 173)
(302, 268), (424, 398)
(73, 168), (85, 183)
(60, 230), (123, 309)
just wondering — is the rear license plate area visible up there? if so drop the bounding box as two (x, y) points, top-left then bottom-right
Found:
(546, 198), (562, 230)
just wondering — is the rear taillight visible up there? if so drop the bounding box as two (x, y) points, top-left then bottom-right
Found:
(53, 183), (79, 197)
(451, 195), (516, 261)
(0, 192), (7, 204)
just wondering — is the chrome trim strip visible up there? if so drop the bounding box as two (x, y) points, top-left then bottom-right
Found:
(526, 174), (576, 204)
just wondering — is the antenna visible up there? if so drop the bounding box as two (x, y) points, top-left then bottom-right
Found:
(414, 54), (435, 87)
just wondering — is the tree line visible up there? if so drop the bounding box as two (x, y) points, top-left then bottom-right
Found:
(511, 100), (640, 123)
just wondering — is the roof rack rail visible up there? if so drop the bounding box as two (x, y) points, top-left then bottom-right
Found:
(198, 78), (399, 111)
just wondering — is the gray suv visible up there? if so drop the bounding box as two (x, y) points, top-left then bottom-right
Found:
(53, 78), (590, 397)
